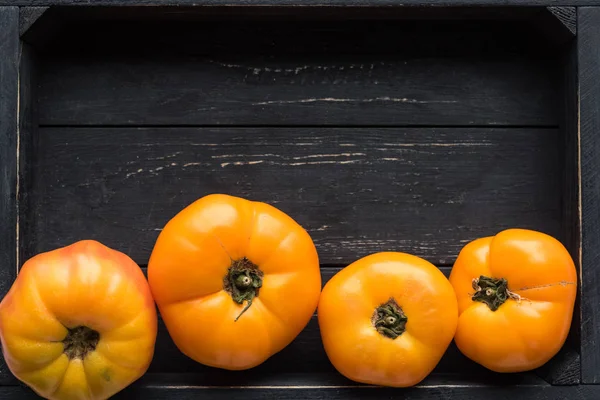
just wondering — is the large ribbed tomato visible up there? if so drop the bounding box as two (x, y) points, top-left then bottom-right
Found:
(147, 194), (321, 370)
(0, 240), (157, 400)
(448, 229), (577, 373)
(318, 252), (458, 387)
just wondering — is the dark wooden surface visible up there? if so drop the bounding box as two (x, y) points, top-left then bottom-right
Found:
(18, 6), (48, 36)
(533, 7), (577, 45)
(37, 58), (558, 127)
(4, 0), (600, 6)
(17, 44), (37, 289)
(578, 6), (600, 385)
(1, 2), (594, 395)
(3, 376), (600, 400)
(539, 35), (582, 386)
(36, 19), (559, 127)
(0, 6), (20, 387)
(25, 127), (563, 266)
(549, 6), (578, 34)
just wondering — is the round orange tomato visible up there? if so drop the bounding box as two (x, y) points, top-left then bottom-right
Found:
(0, 240), (157, 400)
(318, 252), (458, 387)
(449, 228), (577, 373)
(147, 194), (321, 370)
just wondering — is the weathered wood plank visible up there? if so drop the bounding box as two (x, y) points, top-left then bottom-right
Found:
(21, 5), (545, 22)
(25, 127), (563, 266)
(19, 7), (64, 48)
(535, 35), (581, 386)
(3, 0), (600, 6)
(18, 6), (48, 36)
(102, 383), (600, 399)
(17, 44), (38, 287)
(3, 376), (600, 400)
(37, 19), (558, 127)
(548, 6), (577, 35)
(0, 6), (20, 386)
(533, 7), (577, 46)
(578, 6), (600, 385)
(133, 371), (546, 387)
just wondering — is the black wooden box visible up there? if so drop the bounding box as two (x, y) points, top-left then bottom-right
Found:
(1, 3), (600, 399)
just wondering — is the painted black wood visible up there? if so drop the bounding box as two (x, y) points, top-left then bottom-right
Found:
(2, 2), (591, 395)
(36, 19), (558, 127)
(533, 7), (577, 46)
(3, 376), (600, 400)
(578, 6), (600, 385)
(18, 5), (546, 23)
(19, 7), (65, 49)
(17, 44), (38, 278)
(24, 127), (563, 266)
(0, 6), (20, 387)
(18, 6), (48, 36)
(548, 6), (577, 34)
(4, 0), (600, 6)
(534, 33), (582, 387)
(98, 383), (600, 399)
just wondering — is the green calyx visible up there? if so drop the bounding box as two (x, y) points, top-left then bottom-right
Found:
(472, 275), (520, 311)
(62, 326), (100, 360)
(372, 298), (408, 340)
(224, 257), (263, 322)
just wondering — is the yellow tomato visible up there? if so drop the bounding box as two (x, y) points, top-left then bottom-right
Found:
(0, 240), (157, 400)
(449, 229), (577, 372)
(318, 252), (458, 387)
(148, 194), (321, 370)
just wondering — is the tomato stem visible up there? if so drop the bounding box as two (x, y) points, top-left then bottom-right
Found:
(224, 257), (263, 322)
(62, 326), (100, 360)
(372, 298), (407, 339)
(472, 275), (521, 311)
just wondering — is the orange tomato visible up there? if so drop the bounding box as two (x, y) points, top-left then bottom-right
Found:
(147, 194), (321, 370)
(0, 240), (157, 400)
(317, 252), (458, 387)
(448, 228), (577, 373)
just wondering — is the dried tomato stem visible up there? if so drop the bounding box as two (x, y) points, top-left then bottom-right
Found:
(472, 275), (521, 311)
(62, 326), (100, 360)
(372, 298), (407, 339)
(224, 257), (263, 322)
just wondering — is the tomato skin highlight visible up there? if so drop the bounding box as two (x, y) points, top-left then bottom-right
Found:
(449, 228), (578, 373)
(147, 194), (322, 370)
(0, 240), (157, 400)
(317, 252), (458, 387)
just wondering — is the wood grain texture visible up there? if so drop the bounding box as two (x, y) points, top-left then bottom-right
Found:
(0, 6), (20, 386)
(19, 7), (64, 48)
(40, 18), (555, 59)
(539, 37), (581, 386)
(533, 7), (577, 46)
(578, 6), (600, 385)
(18, 6), (48, 36)
(548, 6), (577, 34)
(3, 377), (600, 400)
(24, 127), (563, 266)
(36, 19), (558, 127)
(38, 57), (557, 127)
(17, 44), (37, 285)
(36, 6), (543, 22)
(4, 0), (600, 6)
